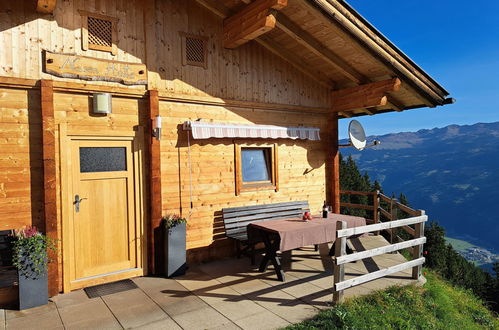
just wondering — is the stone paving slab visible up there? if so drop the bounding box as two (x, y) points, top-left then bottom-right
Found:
(102, 288), (172, 329)
(170, 305), (237, 330)
(51, 289), (91, 309)
(5, 307), (63, 330)
(131, 317), (182, 330)
(58, 298), (122, 330)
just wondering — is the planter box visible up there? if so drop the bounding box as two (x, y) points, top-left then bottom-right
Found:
(164, 223), (187, 277)
(18, 269), (48, 310)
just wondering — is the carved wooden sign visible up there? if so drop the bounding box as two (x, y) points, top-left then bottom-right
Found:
(43, 51), (147, 85)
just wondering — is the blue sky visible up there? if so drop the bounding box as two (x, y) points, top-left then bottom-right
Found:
(339, 0), (499, 139)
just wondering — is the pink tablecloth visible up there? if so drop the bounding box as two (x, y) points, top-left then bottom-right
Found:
(250, 213), (366, 252)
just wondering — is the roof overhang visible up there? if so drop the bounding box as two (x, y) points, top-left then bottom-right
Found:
(196, 0), (453, 118)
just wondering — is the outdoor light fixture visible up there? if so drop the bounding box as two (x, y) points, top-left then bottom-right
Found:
(92, 93), (112, 114)
(153, 115), (162, 141)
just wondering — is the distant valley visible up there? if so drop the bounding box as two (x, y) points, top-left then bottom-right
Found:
(341, 121), (499, 266)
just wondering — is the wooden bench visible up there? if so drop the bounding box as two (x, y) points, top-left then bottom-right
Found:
(222, 201), (310, 264)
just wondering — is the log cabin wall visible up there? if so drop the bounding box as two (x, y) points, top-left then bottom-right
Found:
(0, 0), (146, 88)
(0, 85), (43, 231)
(0, 0), (333, 284)
(147, 0), (331, 109)
(159, 101), (329, 262)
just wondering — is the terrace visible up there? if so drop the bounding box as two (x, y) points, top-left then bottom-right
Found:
(1, 191), (427, 329)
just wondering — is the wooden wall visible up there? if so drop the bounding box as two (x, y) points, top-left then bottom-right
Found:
(147, 0), (331, 109)
(158, 100), (329, 262)
(0, 0), (333, 273)
(0, 0), (145, 87)
(0, 0), (330, 108)
(0, 86), (44, 231)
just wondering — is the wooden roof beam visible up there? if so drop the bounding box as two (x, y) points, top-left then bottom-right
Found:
(338, 111), (352, 118)
(387, 95), (405, 112)
(223, 0), (288, 49)
(36, 0), (57, 14)
(275, 13), (366, 84)
(257, 36), (333, 88)
(332, 78), (401, 112)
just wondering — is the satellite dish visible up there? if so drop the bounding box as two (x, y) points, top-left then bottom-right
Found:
(340, 120), (380, 150)
(348, 120), (367, 150)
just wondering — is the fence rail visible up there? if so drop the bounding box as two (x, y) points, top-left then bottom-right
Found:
(333, 194), (427, 304)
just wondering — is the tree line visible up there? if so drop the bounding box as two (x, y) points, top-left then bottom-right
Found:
(339, 154), (499, 313)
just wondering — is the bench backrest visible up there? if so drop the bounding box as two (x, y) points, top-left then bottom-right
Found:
(222, 201), (310, 240)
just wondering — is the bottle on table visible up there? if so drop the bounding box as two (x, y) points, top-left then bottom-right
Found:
(322, 201), (328, 218)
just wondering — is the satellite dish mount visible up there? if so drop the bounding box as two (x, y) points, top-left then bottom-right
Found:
(339, 120), (380, 151)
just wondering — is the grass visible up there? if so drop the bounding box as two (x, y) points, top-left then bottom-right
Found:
(445, 237), (475, 251)
(286, 270), (498, 330)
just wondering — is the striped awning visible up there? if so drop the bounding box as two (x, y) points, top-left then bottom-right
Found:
(183, 121), (320, 141)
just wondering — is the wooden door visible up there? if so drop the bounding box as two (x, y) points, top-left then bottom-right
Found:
(66, 138), (143, 290)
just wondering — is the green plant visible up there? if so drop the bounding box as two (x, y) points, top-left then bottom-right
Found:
(162, 214), (187, 229)
(12, 226), (57, 280)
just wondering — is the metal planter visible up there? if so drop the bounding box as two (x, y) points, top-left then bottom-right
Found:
(17, 261), (48, 310)
(164, 222), (187, 277)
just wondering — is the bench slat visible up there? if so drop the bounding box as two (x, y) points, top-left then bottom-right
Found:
(223, 204), (309, 219)
(224, 209), (306, 225)
(224, 212), (307, 230)
(222, 201), (308, 213)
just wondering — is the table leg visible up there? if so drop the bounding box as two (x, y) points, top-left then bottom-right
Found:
(258, 231), (285, 281)
(329, 240), (355, 257)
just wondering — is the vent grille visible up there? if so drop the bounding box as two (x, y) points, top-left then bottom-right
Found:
(185, 37), (205, 64)
(88, 16), (113, 48)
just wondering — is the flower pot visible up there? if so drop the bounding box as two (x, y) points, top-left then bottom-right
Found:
(18, 268), (48, 310)
(164, 222), (187, 277)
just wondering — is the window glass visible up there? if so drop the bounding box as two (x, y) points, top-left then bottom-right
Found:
(80, 147), (127, 173)
(241, 148), (271, 182)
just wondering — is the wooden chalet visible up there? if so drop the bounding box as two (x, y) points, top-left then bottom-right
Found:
(0, 0), (452, 297)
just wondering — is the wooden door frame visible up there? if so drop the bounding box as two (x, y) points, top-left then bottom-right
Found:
(59, 125), (147, 292)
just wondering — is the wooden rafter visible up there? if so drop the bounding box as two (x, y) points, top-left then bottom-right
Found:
(223, 0), (288, 49)
(275, 13), (366, 85)
(257, 36), (333, 88)
(387, 96), (405, 112)
(338, 111), (352, 118)
(332, 78), (401, 113)
(36, 0), (57, 14)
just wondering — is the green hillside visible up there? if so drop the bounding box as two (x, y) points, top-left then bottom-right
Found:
(446, 237), (474, 251)
(286, 270), (498, 330)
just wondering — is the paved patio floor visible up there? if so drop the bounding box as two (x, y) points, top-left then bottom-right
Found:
(0, 236), (423, 330)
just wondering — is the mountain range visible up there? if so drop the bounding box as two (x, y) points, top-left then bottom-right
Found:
(341, 121), (499, 254)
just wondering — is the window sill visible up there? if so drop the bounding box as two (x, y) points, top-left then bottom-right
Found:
(240, 182), (277, 193)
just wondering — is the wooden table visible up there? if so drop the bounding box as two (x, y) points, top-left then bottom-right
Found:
(248, 213), (366, 281)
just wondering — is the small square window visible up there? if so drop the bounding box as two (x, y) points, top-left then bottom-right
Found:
(79, 10), (118, 55)
(180, 32), (208, 69)
(241, 148), (271, 183)
(235, 143), (278, 195)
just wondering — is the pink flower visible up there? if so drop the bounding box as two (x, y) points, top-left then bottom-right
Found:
(14, 226), (41, 239)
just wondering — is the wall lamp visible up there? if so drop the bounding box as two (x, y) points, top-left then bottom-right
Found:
(153, 115), (162, 141)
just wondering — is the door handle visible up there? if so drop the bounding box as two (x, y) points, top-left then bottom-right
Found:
(74, 194), (88, 213)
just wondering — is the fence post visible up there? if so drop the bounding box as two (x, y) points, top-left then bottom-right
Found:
(390, 198), (397, 244)
(333, 220), (347, 304)
(412, 210), (425, 279)
(373, 190), (380, 235)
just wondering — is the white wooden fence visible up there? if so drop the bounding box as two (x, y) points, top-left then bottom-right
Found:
(332, 212), (427, 304)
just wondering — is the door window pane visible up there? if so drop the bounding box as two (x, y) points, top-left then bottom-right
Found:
(241, 148), (271, 182)
(80, 147), (127, 173)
